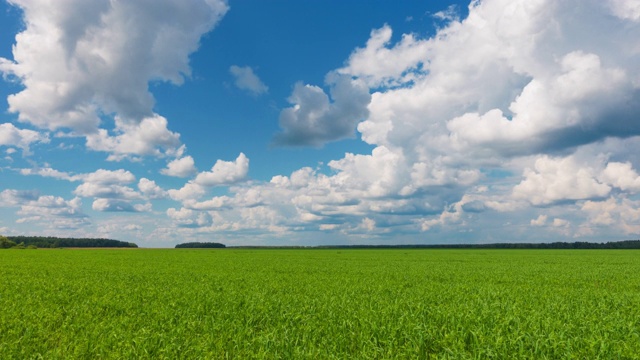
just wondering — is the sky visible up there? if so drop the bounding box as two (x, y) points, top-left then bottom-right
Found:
(1, 0), (640, 247)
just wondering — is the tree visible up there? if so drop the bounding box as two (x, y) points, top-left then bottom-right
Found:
(0, 235), (17, 249)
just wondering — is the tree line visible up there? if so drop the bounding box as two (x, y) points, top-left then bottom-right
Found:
(312, 240), (640, 249)
(1, 236), (138, 248)
(175, 242), (226, 248)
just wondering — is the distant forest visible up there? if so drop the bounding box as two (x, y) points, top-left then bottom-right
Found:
(175, 242), (226, 248)
(312, 240), (640, 249)
(233, 240), (640, 250)
(5, 236), (138, 248)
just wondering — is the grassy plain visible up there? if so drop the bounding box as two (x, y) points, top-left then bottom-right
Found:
(1, 248), (639, 359)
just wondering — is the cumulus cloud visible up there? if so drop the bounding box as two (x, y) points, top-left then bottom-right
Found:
(161, 156), (197, 178)
(273, 74), (371, 147)
(138, 178), (167, 199)
(530, 215), (547, 226)
(85, 115), (181, 160)
(338, 25), (430, 88)
(194, 153), (249, 186)
(168, 182), (206, 202)
(73, 168), (140, 200)
(346, 0), (640, 165)
(512, 155), (611, 206)
(599, 162), (640, 192)
(92, 198), (150, 212)
(229, 65), (268, 95)
(582, 197), (640, 234)
(0, 123), (49, 155)
(167, 207), (212, 227)
(19, 167), (76, 181)
(0, 0), (228, 157)
(0, 190), (88, 229)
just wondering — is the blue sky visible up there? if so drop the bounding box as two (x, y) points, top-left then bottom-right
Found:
(1, 0), (640, 247)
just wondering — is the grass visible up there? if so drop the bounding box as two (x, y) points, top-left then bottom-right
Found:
(1, 249), (639, 359)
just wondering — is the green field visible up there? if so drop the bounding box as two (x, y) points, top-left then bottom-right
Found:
(1, 249), (639, 359)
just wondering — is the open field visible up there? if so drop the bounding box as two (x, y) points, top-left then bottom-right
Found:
(1, 249), (639, 359)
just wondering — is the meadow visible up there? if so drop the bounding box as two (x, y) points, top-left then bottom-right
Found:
(1, 248), (639, 359)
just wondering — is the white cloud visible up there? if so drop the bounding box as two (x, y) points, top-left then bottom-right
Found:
(433, 5), (460, 22)
(92, 198), (147, 212)
(599, 162), (640, 192)
(530, 214), (547, 226)
(194, 153), (249, 186)
(0, 189), (40, 206)
(273, 73), (370, 147)
(0, 123), (49, 155)
(81, 169), (135, 185)
(138, 178), (167, 199)
(168, 182), (206, 202)
(183, 196), (231, 210)
(73, 168), (140, 200)
(552, 218), (570, 228)
(74, 183), (140, 199)
(512, 155), (611, 206)
(338, 25), (430, 88)
(0, 0), (227, 157)
(85, 115), (181, 160)
(167, 207), (212, 227)
(19, 167), (76, 181)
(0, 190), (88, 229)
(229, 65), (268, 95)
(607, 0), (640, 21)
(161, 156), (197, 178)
(582, 197), (640, 234)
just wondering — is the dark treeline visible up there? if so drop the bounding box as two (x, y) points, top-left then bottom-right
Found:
(6, 236), (138, 248)
(175, 242), (226, 249)
(231, 240), (640, 250)
(318, 240), (640, 249)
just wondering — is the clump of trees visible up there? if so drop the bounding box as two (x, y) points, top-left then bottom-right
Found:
(3, 236), (137, 248)
(175, 242), (226, 249)
(0, 236), (37, 249)
(1, 236), (17, 248)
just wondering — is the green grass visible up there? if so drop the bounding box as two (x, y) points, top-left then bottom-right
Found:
(1, 249), (639, 359)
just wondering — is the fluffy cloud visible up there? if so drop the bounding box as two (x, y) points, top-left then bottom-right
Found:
(0, 0), (228, 157)
(85, 115), (181, 160)
(0, 190), (88, 229)
(346, 0), (640, 165)
(19, 167), (76, 181)
(168, 182), (206, 202)
(599, 162), (640, 192)
(73, 168), (140, 201)
(0, 123), (48, 155)
(512, 155), (611, 206)
(92, 199), (150, 212)
(338, 25), (430, 88)
(582, 197), (640, 235)
(161, 156), (197, 178)
(530, 215), (547, 226)
(194, 153), (249, 186)
(608, 0), (640, 21)
(273, 74), (371, 147)
(138, 178), (167, 200)
(81, 169), (135, 185)
(167, 207), (212, 227)
(229, 65), (268, 95)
